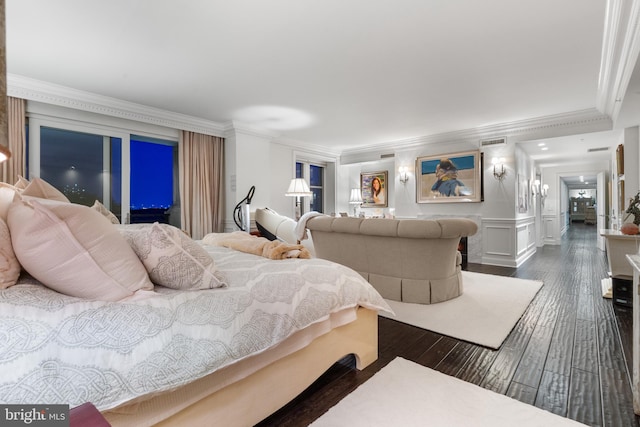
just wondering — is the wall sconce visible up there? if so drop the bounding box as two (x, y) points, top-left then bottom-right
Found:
(491, 157), (506, 180)
(532, 179), (549, 206)
(285, 178), (312, 220)
(348, 188), (363, 216)
(398, 166), (409, 184)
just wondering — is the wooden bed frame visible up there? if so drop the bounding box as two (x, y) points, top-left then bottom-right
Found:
(103, 307), (378, 427)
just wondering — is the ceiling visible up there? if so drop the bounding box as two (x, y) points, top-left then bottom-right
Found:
(4, 0), (627, 167)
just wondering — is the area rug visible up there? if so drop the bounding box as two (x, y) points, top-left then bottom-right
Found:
(311, 357), (585, 427)
(380, 271), (543, 349)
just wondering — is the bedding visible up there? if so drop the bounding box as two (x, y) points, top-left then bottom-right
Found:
(0, 243), (391, 412)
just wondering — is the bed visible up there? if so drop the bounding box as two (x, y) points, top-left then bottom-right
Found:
(0, 206), (390, 427)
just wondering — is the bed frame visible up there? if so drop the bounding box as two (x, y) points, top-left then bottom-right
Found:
(103, 307), (378, 427)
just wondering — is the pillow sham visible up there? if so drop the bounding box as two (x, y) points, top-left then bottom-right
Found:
(14, 175), (29, 190)
(21, 177), (69, 202)
(118, 222), (226, 290)
(91, 200), (120, 224)
(0, 216), (20, 289)
(0, 182), (19, 222)
(7, 197), (154, 301)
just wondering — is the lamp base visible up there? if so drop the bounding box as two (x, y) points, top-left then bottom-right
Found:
(295, 197), (301, 221)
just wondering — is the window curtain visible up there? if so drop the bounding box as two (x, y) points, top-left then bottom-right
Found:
(179, 131), (224, 239)
(0, 97), (26, 184)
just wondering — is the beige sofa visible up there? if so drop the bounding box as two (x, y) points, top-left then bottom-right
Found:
(306, 216), (478, 304)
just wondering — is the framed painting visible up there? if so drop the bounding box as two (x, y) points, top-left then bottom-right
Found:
(517, 174), (529, 213)
(416, 150), (481, 203)
(360, 171), (388, 207)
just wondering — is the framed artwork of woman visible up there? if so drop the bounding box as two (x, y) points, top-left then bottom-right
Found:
(416, 150), (481, 203)
(360, 171), (388, 207)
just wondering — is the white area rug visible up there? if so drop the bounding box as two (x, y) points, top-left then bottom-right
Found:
(311, 357), (586, 427)
(380, 271), (543, 349)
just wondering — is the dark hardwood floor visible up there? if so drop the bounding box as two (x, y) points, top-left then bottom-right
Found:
(257, 223), (639, 427)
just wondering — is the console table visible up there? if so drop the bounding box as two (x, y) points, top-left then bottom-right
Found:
(600, 229), (640, 279)
(624, 254), (640, 414)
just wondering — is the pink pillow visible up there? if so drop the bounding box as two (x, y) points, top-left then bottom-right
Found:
(0, 216), (20, 289)
(0, 182), (19, 222)
(118, 222), (225, 290)
(13, 175), (29, 190)
(7, 197), (153, 301)
(91, 200), (120, 224)
(21, 177), (69, 202)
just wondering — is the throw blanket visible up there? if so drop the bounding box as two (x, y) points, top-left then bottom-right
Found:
(203, 231), (311, 259)
(294, 211), (325, 242)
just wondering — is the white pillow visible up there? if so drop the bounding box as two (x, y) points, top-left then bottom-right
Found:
(91, 200), (120, 224)
(118, 222), (226, 290)
(0, 216), (20, 289)
(7, 197), (154, 301)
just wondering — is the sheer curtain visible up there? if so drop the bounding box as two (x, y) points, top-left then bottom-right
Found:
(179, 131), (224, 239)
(0, 97), (26, 184)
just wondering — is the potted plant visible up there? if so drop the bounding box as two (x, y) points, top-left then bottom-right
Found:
(622, 191), (640, 234)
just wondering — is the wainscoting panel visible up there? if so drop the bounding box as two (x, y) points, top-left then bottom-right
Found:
(482, 217), (536, 267)
(542, 214), (559, 245)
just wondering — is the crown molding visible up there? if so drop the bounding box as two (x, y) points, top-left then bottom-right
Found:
(340, 108), (612, 163)
(223, 120), (281, 140)
(7, 74), (227, 137)
(596, 0), (640, 119)
(272, 136), (342, 159)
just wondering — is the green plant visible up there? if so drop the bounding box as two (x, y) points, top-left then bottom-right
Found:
(625, 191), (640, 225)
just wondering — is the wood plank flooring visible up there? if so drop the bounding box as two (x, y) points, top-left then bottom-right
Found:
(257, 223), (639, 426)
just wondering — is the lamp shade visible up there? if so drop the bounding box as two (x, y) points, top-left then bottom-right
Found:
(285, 178), (312, 197)
(349, 188), (362, 204)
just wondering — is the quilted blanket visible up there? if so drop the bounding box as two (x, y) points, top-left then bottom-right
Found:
(0, 245), (390, 411)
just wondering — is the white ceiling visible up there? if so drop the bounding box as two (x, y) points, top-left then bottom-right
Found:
(5, 0), (624, 167)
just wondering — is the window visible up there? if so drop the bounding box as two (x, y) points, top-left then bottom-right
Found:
(40, 126), (121, 210)
(296, 161), (325, 214)
(129, 136), (177, 224)
(309, 164), (324, 213)
(31, 121), (178, 225)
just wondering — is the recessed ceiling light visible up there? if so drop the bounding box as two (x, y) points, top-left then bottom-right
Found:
(541, 147), (549, 151)
(538, 142), (546, 147)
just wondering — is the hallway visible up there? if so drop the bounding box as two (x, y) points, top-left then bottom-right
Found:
(259, 222), (639, 427)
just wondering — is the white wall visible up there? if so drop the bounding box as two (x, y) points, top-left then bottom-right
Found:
(223, 132), (340, 230)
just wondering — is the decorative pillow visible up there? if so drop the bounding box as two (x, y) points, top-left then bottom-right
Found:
(21, 177), (69, 202)
(13, 175), (29, 190)
(0, 182), (19, 222)
(92, 200), (120, 224)
(0, 216), (20, 289)
(118, 222), (226, 290)
(7, 197), (154, 301)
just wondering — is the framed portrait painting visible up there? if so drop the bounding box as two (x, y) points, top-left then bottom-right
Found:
(416, 150), (481, 203)
(360, 171), (388, 207)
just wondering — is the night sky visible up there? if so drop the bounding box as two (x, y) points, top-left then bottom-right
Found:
(40, 127), (174, 210)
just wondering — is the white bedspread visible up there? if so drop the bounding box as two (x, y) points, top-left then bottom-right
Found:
(0, 245), (391, 411)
